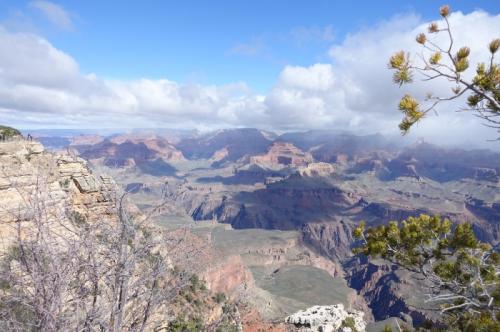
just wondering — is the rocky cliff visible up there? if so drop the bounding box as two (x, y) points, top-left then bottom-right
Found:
(343, 256), (436, 327)
(0, 138), (248, 330)
(0, 139), (116, 249)
(301, 220), (354, 261)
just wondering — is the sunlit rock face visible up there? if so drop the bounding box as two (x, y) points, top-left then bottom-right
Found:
(0, 139), (117, 250)
(285, 304), (366, 332)
(296, 162), (335, 177)
(250, 141), (313, 167)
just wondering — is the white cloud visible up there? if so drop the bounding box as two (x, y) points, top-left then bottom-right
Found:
(0, 27), (264, 129)
(278, 64), (334, 91)
(325, 10), (500, 144)
(263, 64), (339, 129)
(29, 1), (73, 30)
(0, 9), (499, 148)
(0, 26), (79, 88)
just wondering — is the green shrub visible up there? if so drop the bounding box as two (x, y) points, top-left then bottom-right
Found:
(168, 316), (203, 332)
(0, 125), (21, 139)
(214, 292), (226, 304)
(341, 316), (357, 332)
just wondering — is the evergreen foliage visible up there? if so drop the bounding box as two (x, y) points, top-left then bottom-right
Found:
(0, 125), (21, 139)
(353, 214), (499, 330)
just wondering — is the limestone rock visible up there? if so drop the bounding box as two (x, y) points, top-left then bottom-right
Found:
(56, 154), (90, 177)
(0, 140), (117, 248)
(73, 175), (100, 193)
(0, 140), (43, 157)
(285, 304), (366, 332)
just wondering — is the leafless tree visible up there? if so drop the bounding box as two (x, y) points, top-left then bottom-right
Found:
(0, 172), (213, 331)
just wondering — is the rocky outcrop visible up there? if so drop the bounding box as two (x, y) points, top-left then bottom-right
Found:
(250, 141), (313, 167)
(55, 154), (115, 220)
(285, 304), (366, 332)
(0, 140), (117, 249)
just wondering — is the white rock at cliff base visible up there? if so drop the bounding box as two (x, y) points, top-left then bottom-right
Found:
(285, 304), (366, 332)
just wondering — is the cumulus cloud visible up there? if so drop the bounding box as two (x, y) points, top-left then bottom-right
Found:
(29, 1), (73, 30)
(326, 10), (500, 144)
(262, 10), (500, 145)
(1, 9), (499, 148)
(0, 27), (264, 129)
(264, 64), (339, 129)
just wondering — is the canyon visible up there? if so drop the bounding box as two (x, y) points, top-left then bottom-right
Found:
(29, 128), (500, 329)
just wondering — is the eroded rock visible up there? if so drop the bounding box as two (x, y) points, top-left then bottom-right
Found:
(285, 304), (366, 332)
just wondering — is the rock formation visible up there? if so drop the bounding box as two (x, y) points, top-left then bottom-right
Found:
(297, 162), (335, 177)
(285, 304), (366, 332)
(0, 138), (246, 330)
(250, 141), (313, 167)
(343, 256), (437, 327)
(301, 220), (354, 261)
(0, 139), (117, 250)
(42, 128), (500, 328)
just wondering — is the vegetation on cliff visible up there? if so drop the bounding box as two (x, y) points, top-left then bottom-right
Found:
(0, 125), (21, 139)
(354, 214), (499, 330)
(358, 4), (500, 330)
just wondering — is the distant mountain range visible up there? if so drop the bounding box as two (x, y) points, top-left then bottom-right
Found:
(37, 127), (498, 243)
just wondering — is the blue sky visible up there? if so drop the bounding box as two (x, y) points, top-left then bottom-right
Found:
(0, 1), (499, 148)
(1, 0), (498, 92)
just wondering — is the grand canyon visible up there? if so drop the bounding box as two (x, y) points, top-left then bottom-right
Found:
(22, 127), (496, 330)
(1, 1), (499, 331)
